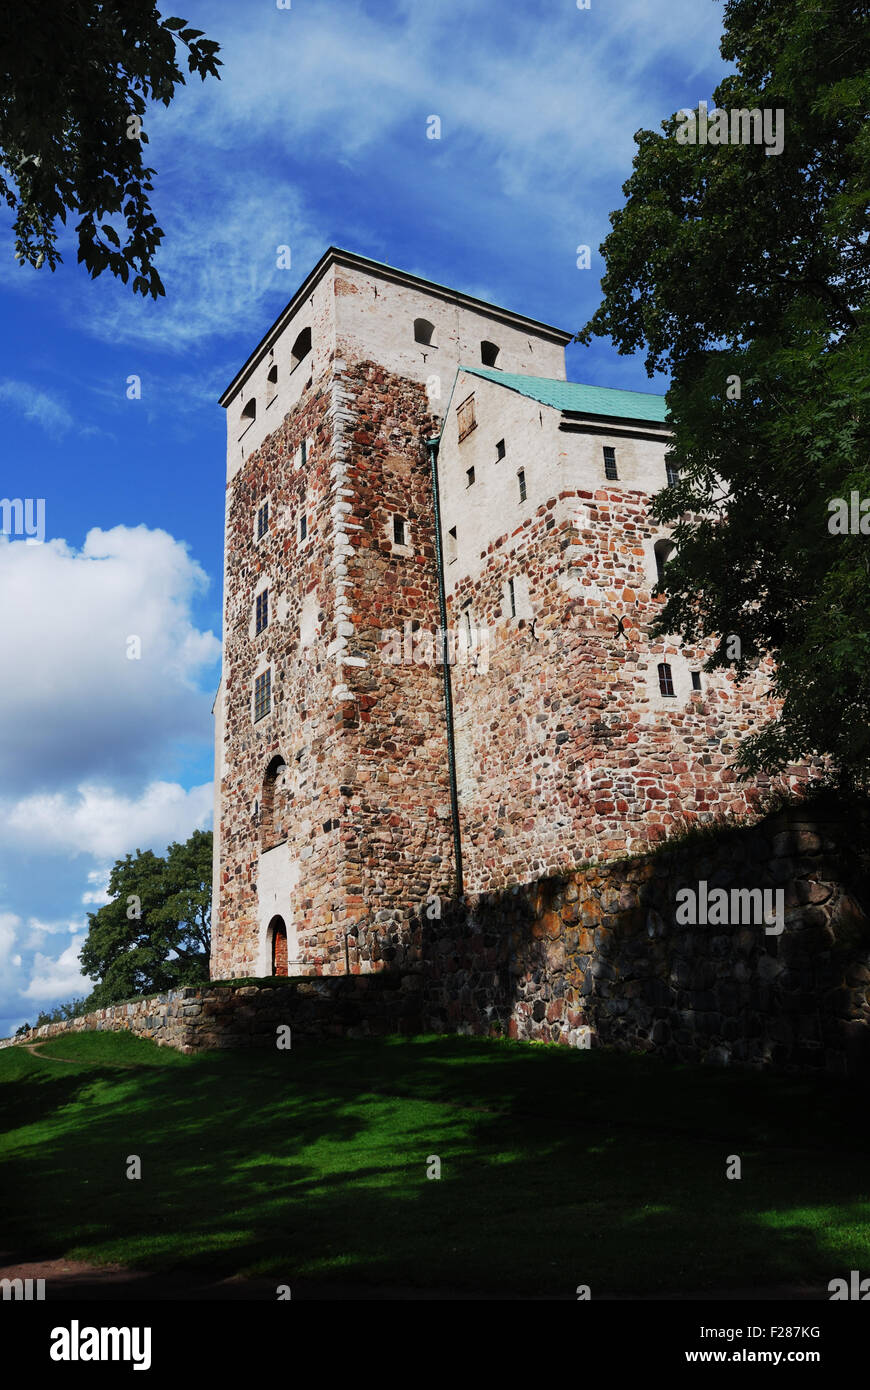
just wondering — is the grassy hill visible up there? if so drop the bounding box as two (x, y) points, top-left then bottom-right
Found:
(1, 1030), (868, 1297)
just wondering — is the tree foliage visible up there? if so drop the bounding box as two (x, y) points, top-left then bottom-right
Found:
(80, 829), (212, 1006)
(0, 2), (221, 296)
(579, 0), (870, 789)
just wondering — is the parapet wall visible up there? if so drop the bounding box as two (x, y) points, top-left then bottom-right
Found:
(1, 974), (422, 1054)
(422, 801), (870, 1075)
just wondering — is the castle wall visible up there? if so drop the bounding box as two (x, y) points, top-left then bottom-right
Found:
(421, 801), (870, 1077)
(445, 481), (808, 891)
(333, 264), (567, 388)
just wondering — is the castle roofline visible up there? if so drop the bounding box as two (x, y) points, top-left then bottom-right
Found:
(218, 248), (574, 408)
(459, 366), (669, 426)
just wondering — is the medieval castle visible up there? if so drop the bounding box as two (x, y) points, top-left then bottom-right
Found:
(211, 248), (795, 983)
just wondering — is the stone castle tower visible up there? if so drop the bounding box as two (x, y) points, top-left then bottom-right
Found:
(211, 248), (792, 981)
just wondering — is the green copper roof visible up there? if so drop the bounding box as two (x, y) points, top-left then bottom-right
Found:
(461, 367), (669, 423)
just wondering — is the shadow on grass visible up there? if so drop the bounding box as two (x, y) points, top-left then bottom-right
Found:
(1, 1033), (868, 1297)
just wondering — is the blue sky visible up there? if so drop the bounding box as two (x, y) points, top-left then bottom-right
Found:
(0, 0), (728, 1034)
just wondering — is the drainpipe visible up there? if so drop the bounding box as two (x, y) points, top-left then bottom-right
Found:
(426, 434), (464, 899)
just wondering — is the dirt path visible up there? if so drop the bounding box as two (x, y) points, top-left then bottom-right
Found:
(20, 1042), (141, 1069)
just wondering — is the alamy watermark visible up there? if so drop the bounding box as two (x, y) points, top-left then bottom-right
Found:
(675, 101), (784, 157)
(828, 492), (870, 534)
(1, 1277), (45, 1300)
(380, 621), (490, 674)
(675, 881), (784, 934)
(0, 497), (44, 544)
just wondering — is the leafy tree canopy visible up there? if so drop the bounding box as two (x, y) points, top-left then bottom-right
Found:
(0, 2), (221, 296)
(80, 829), (212, 1007)
(579, 0), (870, 790)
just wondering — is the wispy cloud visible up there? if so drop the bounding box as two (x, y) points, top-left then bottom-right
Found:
(0, 379), (76, 437)
(73, 172), (325, 352)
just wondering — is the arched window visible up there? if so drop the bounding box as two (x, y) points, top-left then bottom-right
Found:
(261, 754), (289, 850)
(290, 327), (312, 371)
(269, 916), (288, 977)
(480, 340), (499, 367)
(240, 397), (256, 427)
(654, 539), (675, 585)
(414, 318), (434, 346)
(266, 362), (278, 404)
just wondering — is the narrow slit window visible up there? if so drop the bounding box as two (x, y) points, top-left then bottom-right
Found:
(517, 469), (527, 502)
(603, 446), (618, 480)
(254, 669), (272, 722)
(658, 663), (675, 698)
(256, 589), (269, 634)
(466, 467), (475, 487)
(299, 515), (308, 542)
(447, 526), (457, 563)
(257, 501), (269, 540)
(393, 514), (406, 545)
(691, 670), (702, 691)
(508, 578), (516, 617)
(495, 438), (506, 460)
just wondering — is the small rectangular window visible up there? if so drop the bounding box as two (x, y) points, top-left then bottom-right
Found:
(508, 578), (516, 617)
(496, 439), (506, 460)
(256, 589), (269, 634)
(393, 515), (406, 545)
(457, 395), (476, 441)
(666, 457), (680, 487)
(257, 501), (269, 540)
(658, 663), (675, 698)
(691, 670), (702, 691)
(466, 467), (475, 487)
(603, 446), (618, 481)
(299, 515), (308, 542)
(447, 526), (457, 563)
(254, 669), (271, 722)
(517, 469), (527, 503)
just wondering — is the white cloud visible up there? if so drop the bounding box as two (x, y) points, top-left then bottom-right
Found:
(2, 780), (213, 862)
(21, 936), (90, 1002)
(0, 525), (220, 793)
(81, 868), (112, 907)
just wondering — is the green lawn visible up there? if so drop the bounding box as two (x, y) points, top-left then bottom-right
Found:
(1, 1030), (868, 1296)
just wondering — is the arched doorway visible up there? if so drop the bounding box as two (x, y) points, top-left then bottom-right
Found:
(269, 915), (288, 977)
